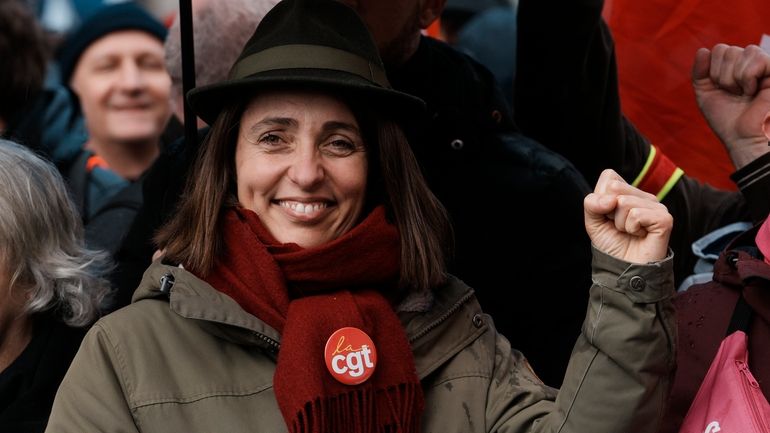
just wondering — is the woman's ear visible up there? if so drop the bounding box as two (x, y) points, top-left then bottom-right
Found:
(418, 0), (447, 29)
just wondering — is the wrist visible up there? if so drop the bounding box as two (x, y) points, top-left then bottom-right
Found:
(732, 151), (770, 223)
(727, 138), (770, 170)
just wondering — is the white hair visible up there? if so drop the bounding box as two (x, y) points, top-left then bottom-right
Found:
(0, 139), (111, 327)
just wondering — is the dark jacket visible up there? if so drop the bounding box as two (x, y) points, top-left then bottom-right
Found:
(48, 247), (675, 433)
(109, 127), (205, 310)
(1, 76), (85, 165)
(76, 117), (183, 262)
(0, 314), (87, 433)
(1, 75), (134, 225)
(659, 226), (770, 433)
(112, 36), (592, 387)
(392, 37), (594, 388)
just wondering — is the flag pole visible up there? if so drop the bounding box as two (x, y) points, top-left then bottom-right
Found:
(179, 0), (196, 148)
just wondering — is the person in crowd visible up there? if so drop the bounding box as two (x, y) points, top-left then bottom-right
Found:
(514, 0), (761, 286)
(163, 0), (281, 128)
(0, 0), (82, 161)
(516, 0), (770, 416)
(55, 1), (171, 221)
(46, 1), (675, 432)
(439, 0), (516, 106)
(0, 139), (111, 433)
(53, 1), (175, 260)
(657, 42), (770, 433)
(106, 0), (281, 310)
(0, 0), (49, 146)
(111, 0), (591, 387)
(438, 0), (511, 44)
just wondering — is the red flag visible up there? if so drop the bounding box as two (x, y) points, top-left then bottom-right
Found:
(605, 0), (770, 190)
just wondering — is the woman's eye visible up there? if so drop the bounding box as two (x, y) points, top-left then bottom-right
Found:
(331, 139), (355, 150)
(258, 134), (282, 144)
(323, 138), (360, 156)
(253, 133), (291, 152)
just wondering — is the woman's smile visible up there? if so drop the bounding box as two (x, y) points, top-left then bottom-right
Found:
(275, 199), (332, 221)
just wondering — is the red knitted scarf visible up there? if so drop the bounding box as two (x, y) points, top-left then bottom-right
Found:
(202, 206), (424, 433)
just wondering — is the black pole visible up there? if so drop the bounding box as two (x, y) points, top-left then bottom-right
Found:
(179, 0), (196, 147)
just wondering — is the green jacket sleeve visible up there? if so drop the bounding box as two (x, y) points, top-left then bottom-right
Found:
(489, 246), (676, 432)
(45, 322), (139, 433)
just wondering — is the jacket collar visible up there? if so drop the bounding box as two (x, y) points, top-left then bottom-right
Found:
(135, 261), (486, 379)
(712, 224), (770, 325)
(713, 224), (770, 285)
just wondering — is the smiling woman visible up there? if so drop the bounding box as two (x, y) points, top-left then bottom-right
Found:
(234, 90), (369, 248)
(47, 0), (678, 432)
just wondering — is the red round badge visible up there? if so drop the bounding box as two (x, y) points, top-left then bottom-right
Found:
(324, 327), (377, 385)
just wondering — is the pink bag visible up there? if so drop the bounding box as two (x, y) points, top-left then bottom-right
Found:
(679, 297), (770, 433)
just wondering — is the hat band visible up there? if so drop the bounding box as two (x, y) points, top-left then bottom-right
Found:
(229, 44), (391, 88)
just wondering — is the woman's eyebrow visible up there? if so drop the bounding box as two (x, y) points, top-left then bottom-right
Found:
(322, 121), (360, 135)
(248, 117), (297, 133)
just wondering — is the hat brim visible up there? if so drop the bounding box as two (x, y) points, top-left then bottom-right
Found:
(187, 68), (426, 127)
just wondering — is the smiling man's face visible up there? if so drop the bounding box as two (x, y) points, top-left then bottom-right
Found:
(70, 30), (171, 145)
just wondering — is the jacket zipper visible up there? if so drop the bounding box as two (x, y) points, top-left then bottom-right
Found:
(409, 290), (476, 343)
(255, 332), (280, 353)
(736, 360), (770, 432)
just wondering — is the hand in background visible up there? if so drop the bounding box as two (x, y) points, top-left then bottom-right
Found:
(693, 44), (770, 169)
(584, 169), (673, 264)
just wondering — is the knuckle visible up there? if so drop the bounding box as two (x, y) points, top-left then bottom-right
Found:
(712, 43), (729, 54)
(608, 180), (624, 194)
(616, 194), (632, 209)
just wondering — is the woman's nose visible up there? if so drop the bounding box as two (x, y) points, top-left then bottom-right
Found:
(287, 147), (325, 189)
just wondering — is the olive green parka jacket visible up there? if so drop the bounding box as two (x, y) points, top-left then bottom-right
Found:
(46, 247), (675, 433)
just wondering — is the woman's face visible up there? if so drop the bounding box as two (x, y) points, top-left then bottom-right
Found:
(235, 90), (368, 247)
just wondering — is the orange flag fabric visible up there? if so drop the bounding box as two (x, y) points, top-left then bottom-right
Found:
(604, 0), (770, 190)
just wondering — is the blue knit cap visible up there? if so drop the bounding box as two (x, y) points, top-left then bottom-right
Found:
(56, 2), (167, 86)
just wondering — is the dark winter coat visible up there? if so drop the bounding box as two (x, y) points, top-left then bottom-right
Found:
(0, 314), (87, 433)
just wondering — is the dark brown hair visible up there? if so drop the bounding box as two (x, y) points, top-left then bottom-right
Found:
(156, 92), (452, 291)
(0, 1), (49, 124)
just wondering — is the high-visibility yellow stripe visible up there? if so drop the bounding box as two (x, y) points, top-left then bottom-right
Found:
(632, 145), (656, 187)
(656, 167), (684, 201)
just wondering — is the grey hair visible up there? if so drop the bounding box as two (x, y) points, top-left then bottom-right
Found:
(0, 139), (111, 327)
(164, 0), (281, 101)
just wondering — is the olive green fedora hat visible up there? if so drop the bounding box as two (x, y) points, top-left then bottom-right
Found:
(187, 0), (426, 125)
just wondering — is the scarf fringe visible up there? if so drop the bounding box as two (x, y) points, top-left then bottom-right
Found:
(291, 383), (423, 433)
